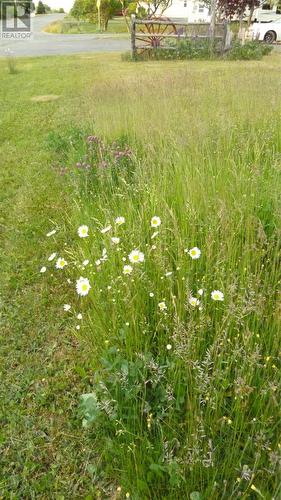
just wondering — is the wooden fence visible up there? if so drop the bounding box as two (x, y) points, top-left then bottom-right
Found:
(131, 16), (232, 57)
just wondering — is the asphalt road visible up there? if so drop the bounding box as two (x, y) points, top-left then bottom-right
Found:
(0, 14), (130, 57)
(0, 14), (280, 58)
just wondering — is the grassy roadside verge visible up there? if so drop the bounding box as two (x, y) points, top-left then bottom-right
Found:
(0, 52), (280, 497)
(43, 16), (129, 34)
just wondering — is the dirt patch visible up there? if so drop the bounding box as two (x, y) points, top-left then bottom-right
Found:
(31, 95), (60, 102)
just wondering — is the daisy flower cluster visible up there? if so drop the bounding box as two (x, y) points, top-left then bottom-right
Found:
(40, 215), (225, 339)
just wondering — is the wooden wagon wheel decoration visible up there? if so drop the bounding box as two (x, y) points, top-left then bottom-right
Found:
(135, 17), (177, 53)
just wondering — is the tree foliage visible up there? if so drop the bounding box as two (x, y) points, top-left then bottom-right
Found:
(71, 0), (120, 30)
(43, 3), (51, 12)
(142, 0), (172, 17)
(36, 0), (46, 14)
(218, 0), (260, 19)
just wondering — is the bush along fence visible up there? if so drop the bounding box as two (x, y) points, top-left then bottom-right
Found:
(130, 15), (233, 58)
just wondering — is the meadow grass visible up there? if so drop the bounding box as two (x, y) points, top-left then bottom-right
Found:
(0, 52), (280, 498)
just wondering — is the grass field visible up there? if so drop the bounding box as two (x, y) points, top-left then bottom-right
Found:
(43, 16), (129, 34)
(0, 52), (280, 498)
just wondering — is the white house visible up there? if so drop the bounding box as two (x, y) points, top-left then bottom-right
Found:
(149, 0), (281, 23)
(158, 0), (211, 22)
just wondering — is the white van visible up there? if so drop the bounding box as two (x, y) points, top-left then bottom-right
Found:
(253, 3), (281, 22)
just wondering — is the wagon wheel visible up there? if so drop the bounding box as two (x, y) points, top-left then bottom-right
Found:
(135, 17), (177, 54)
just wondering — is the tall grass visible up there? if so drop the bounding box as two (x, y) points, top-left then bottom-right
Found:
(46, 56), (280, 498)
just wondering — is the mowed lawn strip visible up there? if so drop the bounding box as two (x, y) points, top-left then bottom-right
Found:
(0, 52), (280, 497)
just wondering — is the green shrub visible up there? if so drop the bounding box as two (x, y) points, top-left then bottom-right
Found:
(227, 40), (273, 60)
(126, 40), (273, 62)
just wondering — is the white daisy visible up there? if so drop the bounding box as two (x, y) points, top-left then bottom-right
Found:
(76, 325), (80, 331)
(211, 290), (224, 301)
(149, 292), (154, 297)
(101, 248), (108, 261)
(63, 304), (71, 311)
(40, 266), (46, 273)
(189, 296), (200, 307)
(76, 277), (91, 296)
(48, 253), (57, 261)
(158, 301), (167, 311)
(123, 265), (133, 275)
(129, 249), (144, 264)
(101, 225), (112, 234)
(115, 216), (125, 225)
(151, 216), (161, 228)
(77, 313), (83, 320)
(166, 344), (172, 350)
(55, 257), (67, 269)
(198, 289), (204, 296)
(78, 225), (89, 238)
(46, 229), (56, 237)
(188, 247), (201, 260)
(111, 237), (120, 245)
(83, 259), (89, 266)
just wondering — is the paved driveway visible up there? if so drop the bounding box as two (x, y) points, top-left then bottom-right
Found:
(0, 14), (130, 57)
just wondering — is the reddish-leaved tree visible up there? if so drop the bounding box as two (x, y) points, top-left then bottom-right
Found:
(218, 0), (260, 24)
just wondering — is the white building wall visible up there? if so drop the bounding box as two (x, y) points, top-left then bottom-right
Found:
(155, 0), (211, 22)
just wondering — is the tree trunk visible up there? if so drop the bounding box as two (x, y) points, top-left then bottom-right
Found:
(209, 0), (216, 51)
(104, 16), (109, 31)
(248, 4), (255, 25)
